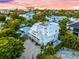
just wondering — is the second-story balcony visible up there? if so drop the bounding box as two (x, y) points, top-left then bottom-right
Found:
(73, 28), (79, 33)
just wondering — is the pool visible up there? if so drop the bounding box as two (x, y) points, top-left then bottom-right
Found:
(19, 24), (30, 34)
(20, 27), (30, 34)
(17, 24), (30, 37)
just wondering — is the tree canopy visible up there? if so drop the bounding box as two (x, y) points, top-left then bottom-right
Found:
(33, 12), (48, 22)
(0, 15), (6, 22)
(37, 54), (60, 59)
(0, 37), (24, 59)
(59, 18), (79, 51)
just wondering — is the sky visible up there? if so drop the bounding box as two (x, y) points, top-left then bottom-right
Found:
(0, 0), (79, 9)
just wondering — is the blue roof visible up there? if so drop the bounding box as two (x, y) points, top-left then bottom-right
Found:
(29, 22), (59, 45)
(69, 22), (79, 29)
(20, 27), (30, 33)
(27, 11), (34, 20)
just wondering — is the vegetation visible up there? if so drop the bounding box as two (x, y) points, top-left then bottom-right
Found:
(25, 20), (37, 27)
(0, 11), (29, 39)
(37, 43), (61, 59)
(59, 18), (79, 51)
(33, 12), (48, 22)
(0, 11), (28, 58)
(60, 32), (79, 51)
(10, 11), (19, 19)
(1, 9), (79, 59)
(23, 11), (49, 27)
(0, 19), (21, 39)
(34, 9), (79, 18)
(40, 44), (55, 55)
(37, 54), (60, 59)
(59, 18), (69, 35)
(0, 15), (6, 22)
(73, 12), (79, 18)
(0, 37), (24, 59)
(0, 28), (18, 38)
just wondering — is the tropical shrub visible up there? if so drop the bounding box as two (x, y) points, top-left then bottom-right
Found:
(37, 54), (60, 59)
(0, 15), (6, 22)
(60, 32), (79, 51)
(59, 18), (79, 51)
(0, 37), (24, 59)
(0, 28), (20, 38)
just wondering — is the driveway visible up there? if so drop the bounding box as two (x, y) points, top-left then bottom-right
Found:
(21, 40), (40, 59)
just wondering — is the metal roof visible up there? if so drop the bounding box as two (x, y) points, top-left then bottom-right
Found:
(69, 22), (79, 29)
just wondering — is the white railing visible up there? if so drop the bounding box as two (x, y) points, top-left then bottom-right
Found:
(28, 33), (40, 44)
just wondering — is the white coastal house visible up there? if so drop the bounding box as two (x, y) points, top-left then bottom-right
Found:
(6, 16), (10, 21)
(0, 9), (10, 14)
(28, 22), (60, 45)
(18, 10), (27, 19)
(19, 10), (34, 20)
(67, 18), (79, 36)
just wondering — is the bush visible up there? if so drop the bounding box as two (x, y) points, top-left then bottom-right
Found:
(0, 15), (6, 22)
(40, 43), (62, 55)
(37, 54), (60, 59)
(0, 28), (20, 38)
(0, 37), (24, 59)
(60, 32), (79, 51)
(44, 46), (55, 55)
(54, 42), (63, 52)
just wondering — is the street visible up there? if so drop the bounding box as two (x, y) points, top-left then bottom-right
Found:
(21, 40), (40, 59)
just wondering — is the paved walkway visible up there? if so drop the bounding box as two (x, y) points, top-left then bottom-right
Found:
(21, 40), (40, 59)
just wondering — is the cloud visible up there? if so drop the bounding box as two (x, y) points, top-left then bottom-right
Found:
(0, 0), (12, 3)
(71, 6), (79, 9)
(0, 0), (79, 9)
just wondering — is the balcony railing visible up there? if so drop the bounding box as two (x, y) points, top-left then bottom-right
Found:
(73, 29), (79, 33)
(28, 33), (40, 44)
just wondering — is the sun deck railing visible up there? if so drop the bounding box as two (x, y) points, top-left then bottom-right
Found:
(28, 33), (40, 44)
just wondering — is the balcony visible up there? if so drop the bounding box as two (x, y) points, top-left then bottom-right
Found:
(73, 28), (79, 33)
(28, 33), (40, 44)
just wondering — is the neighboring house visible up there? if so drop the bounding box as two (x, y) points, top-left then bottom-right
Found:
(19, 10), (34, 20)
(0, 9), (10, 14)
(6, 16), (10, 21)
(67, 18), (79, 36)
(0, 22), (4, 31)
(46, 16), (67, 22)
(19, 10), (27, 18)
(28, 22), (60, 45)
(26, 11), (34, 20)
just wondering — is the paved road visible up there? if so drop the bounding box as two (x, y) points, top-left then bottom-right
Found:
(21, 40), (40, 59)
(57, 47), (79, 59)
